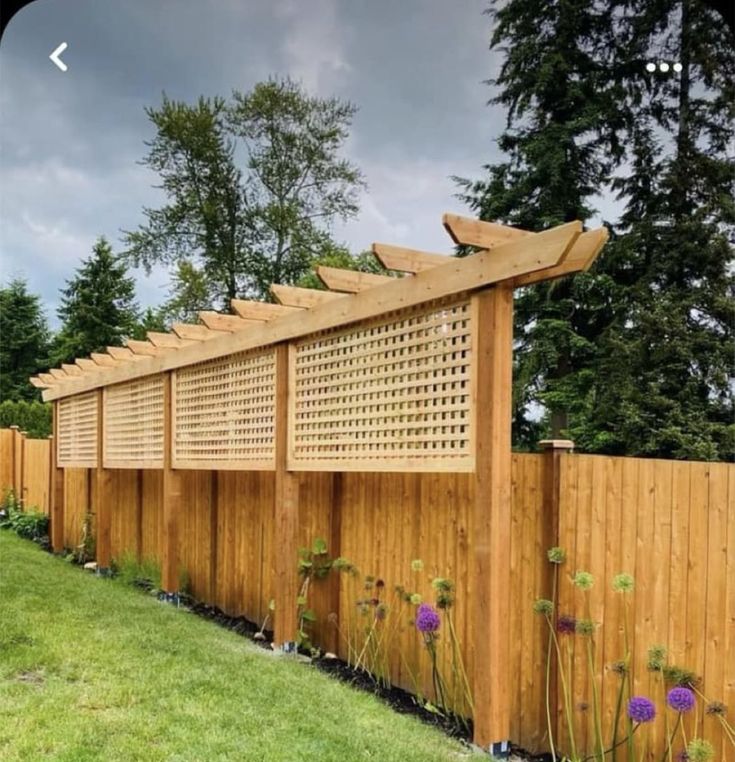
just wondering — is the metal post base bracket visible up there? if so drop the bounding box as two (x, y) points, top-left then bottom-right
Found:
(157, 591), (181, 606)
(95, 567), (112, 578)
(490, 740), (510, 759)
(280, 641), (297, 654)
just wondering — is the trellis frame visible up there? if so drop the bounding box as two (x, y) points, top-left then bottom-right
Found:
(32, 214), (608, 754)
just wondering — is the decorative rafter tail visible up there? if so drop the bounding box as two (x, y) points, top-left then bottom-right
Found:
(442, 212), (531, 248)
(75, 358), (102, 371)
(61, 363), (83, 376)
(126, 339), (162, 356)
(198, 311), (260, 331)
(147, 331), (192, 349)
(510, 227), (609, 287)
(270, 284), (346, 308)
(371, 243), (448, 273)
(172, 323), (224, 341)
(91, 352), (119, 367)
(30, 376), (50, 389)
(230, 299), (303, 320)
(315, 266), (395, 293)
(107, 345), (142, 361)
(49, 368), (69, 380)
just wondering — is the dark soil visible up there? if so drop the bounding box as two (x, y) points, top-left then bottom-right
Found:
(182, 600), (546, 759)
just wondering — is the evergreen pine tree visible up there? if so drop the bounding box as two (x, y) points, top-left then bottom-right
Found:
(570, 0), (735, 459)
(455, 0), (626, 446)
(0, 278), (50, 401)
(52, 238), (140, 365)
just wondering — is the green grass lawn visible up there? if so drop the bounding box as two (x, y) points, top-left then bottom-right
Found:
(0, 532), (478, 761)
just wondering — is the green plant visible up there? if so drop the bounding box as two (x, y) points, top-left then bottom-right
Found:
(296, 537), (333, 653)
(71, 511), (95, 564)
(0, 491), (49, 541)
(113, 552), (162, 591)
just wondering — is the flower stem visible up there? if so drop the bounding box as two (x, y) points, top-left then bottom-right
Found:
(586, 638), (605, 762)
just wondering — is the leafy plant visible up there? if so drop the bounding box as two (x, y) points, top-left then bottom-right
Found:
(0, 491), (49, 541)
(296, 537), (333, 654)
(71, 511), (95, 564)
(113, 552), (162, 591)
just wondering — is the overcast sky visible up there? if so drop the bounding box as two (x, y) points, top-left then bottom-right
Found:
(1, 0), (510, 327)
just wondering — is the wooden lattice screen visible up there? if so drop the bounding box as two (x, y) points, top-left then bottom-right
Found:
(103, 376), (165, 468)
(57, 392), (98, 467)
(288, 298), (475, 471)
(172, 348), (277, 469)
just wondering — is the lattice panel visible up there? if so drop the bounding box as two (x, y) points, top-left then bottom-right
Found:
(57, 392), (98, 467)
(290, 298), (474, 471)
(104, 376), (165, 468)
(173, 348), (277, 469)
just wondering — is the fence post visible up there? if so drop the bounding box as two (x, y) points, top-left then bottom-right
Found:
(273, 342), (300, 648)
(161, 371), (181, 596)
(95, 389), (113, 572)
(49, 420), (65, 551)
(8, 425), (19, 496)
(11, 427), (24, 507)
(471, 285), (513, 756)
(539, 438), (574, 749)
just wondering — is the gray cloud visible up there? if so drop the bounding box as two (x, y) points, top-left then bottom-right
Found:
(0, 0), (505, 328)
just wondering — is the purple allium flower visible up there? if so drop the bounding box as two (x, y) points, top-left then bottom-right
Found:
(415, 603), (441, 633)
(668, 687), (696, 713)
(556, 614), (577, 635)
(627, 696), (656, 724)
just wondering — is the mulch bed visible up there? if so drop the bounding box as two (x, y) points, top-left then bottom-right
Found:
(184, 600), (547, 761)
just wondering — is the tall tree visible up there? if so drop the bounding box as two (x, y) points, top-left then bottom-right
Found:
(0, 278), (50, 401)
(52, 238), (139, 365)
(459, 0), (733, 459)
(124, 77), (365, 309)
(569, 0), (735, 459)
(455, 0), (626, 446)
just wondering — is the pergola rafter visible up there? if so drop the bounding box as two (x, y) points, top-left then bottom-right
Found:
(30, 215), (608, 393)
(30, 212), (609, 755)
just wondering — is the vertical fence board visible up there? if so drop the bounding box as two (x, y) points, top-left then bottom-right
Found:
(2, 423), (733, 762)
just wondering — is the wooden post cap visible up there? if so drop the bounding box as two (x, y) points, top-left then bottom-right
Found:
(9, 425), (19, 430)
(539, 439), (575, 451)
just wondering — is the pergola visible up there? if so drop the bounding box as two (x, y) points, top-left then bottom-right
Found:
(32, 213), (607, 753)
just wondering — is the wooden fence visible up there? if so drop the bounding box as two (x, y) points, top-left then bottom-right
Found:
(0, 426), (51, 513)
(2, 433), (732, 759)
(11, 214), (734, 758)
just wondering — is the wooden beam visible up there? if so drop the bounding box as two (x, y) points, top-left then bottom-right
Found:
(147, 332), (192, 349)
(231, 299), (302, 320)
(198, 311), (260, 331)
(61, 363), (83, 377)
(30, 377), (49, 389)
(49, 368), (69, 381)
(94, 390), (112, 571)
(172, 323), (224, 341)
(41, 221), (583, 401)
(471, 285), (514, 753)
(76, 358), (103, 372)
(39, 373), (59, 385)
(273, 343), (300, 647)
(106, 346), (142, 362)
(510, 227), (609, 287)
(371, 242), (449, 273)
(126, 339), (163, 357)
(50, 404), (64, 553)
(270, 284), (346, 308)
(316, 266), (395, 293)
(160, 372), (181, 595)
(91, 353), (120, 368)
(443, 213), (530, 249)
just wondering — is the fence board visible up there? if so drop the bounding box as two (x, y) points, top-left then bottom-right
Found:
(0, 429), (14, 495)
(22, 439), (50, 513)
(3, 425), (733, 762)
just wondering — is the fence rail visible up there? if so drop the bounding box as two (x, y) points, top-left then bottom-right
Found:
(2, 428), (732, 759)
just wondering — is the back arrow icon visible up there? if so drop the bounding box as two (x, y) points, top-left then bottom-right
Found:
(50, 42), (68, 72)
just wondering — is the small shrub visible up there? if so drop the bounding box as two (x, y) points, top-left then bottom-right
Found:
(0, 489), (48, 541)
(113, 552), (161, 591)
